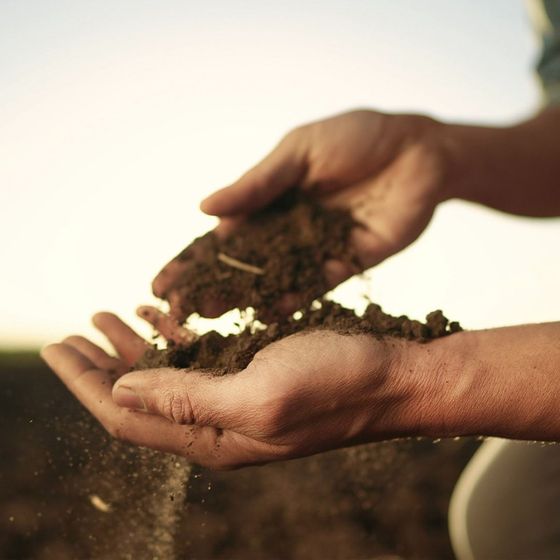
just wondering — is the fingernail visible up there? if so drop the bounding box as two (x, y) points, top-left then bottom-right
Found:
(113, 385), (147, 411)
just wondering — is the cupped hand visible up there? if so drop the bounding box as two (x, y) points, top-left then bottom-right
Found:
(154, 109), (450, 319)
(41, 312), (434, 469)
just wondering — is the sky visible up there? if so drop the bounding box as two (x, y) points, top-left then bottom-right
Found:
(1, 0), (559, 349)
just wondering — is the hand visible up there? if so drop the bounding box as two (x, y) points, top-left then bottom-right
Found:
(41, 313), (437, 469)
(154, 109), (450, 318)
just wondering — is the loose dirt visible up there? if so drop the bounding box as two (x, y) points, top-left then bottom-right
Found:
(143, 189), (461, 371)
(164, 190), (357, 321)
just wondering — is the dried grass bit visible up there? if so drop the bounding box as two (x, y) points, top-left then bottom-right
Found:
(217, 252), (264, 275)
(89, 494), (112, 513)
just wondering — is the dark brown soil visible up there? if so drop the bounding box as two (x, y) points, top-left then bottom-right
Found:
(146, 189), (461, 372)
(136, 300), (461, 372)
(162, 190), (357, 320)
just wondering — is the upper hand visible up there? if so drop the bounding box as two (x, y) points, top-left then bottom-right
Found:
(154, 109), (451, 318)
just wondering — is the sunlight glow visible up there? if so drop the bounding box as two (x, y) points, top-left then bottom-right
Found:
(2, 0), (559, 349)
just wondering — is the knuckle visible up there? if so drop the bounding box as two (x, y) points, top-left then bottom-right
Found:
(246, 358), (298, 436)
(263, 407), (288, 437)
(160, 389), (192, 424)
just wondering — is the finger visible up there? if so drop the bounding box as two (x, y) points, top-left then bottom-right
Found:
(92, 312), (149, 366)
(152, 259), (191, 299)
(214, 216), (244, 238)
(153, 233), (218, 299)
(167, 290), (189, 322)
(41, 345), (189, 455)
(270, 260), (358, 318)
(136, 306), (197, 345)
(112, 368), (255, 431)
(62, 335), (125, 375)
(153, 216), (243, 306)
(254, 292), (308, 321)
(200, 132), (308, 217)
(324, 258), (359, 288)
(42, 344), (279, 468)
(349, 225), (397, 269)
(41, 342), (117, 421)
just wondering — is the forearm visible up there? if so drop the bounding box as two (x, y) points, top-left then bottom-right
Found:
(439, 106), (560, 217)
(412, 323), (560, 441)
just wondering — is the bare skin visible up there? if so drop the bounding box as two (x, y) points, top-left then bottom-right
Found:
(42, 106), (560, 468)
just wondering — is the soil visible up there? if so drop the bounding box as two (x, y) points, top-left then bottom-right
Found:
(163, 190), (357, 320)
(136, 300), (461, 372)
(146, 189), (461, 372)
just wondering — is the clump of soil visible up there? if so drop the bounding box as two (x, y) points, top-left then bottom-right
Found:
(136, 300), (461, 372)
(162, 190), (357, 320)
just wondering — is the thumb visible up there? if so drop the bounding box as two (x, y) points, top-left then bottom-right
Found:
(112, 368), (249, 428)
(200, 130), (308, 217)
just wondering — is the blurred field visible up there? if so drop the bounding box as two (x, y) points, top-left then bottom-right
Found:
(0, 351), (478, 559)
(0, 351), (85, 559)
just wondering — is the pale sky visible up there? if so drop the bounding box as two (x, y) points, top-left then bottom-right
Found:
(2, 0), (559, 349)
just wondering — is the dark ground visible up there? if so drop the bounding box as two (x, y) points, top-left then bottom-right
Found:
(0, 351), (477, 559)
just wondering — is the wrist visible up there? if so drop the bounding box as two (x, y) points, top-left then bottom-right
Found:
(436, 108), (560, 215)
(407, 324), (560, 441)
(435, 121), (515, 203)
(399, 116), (495, 206)
(373, 334), (474, 438)
(397, 331), (483, 438)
